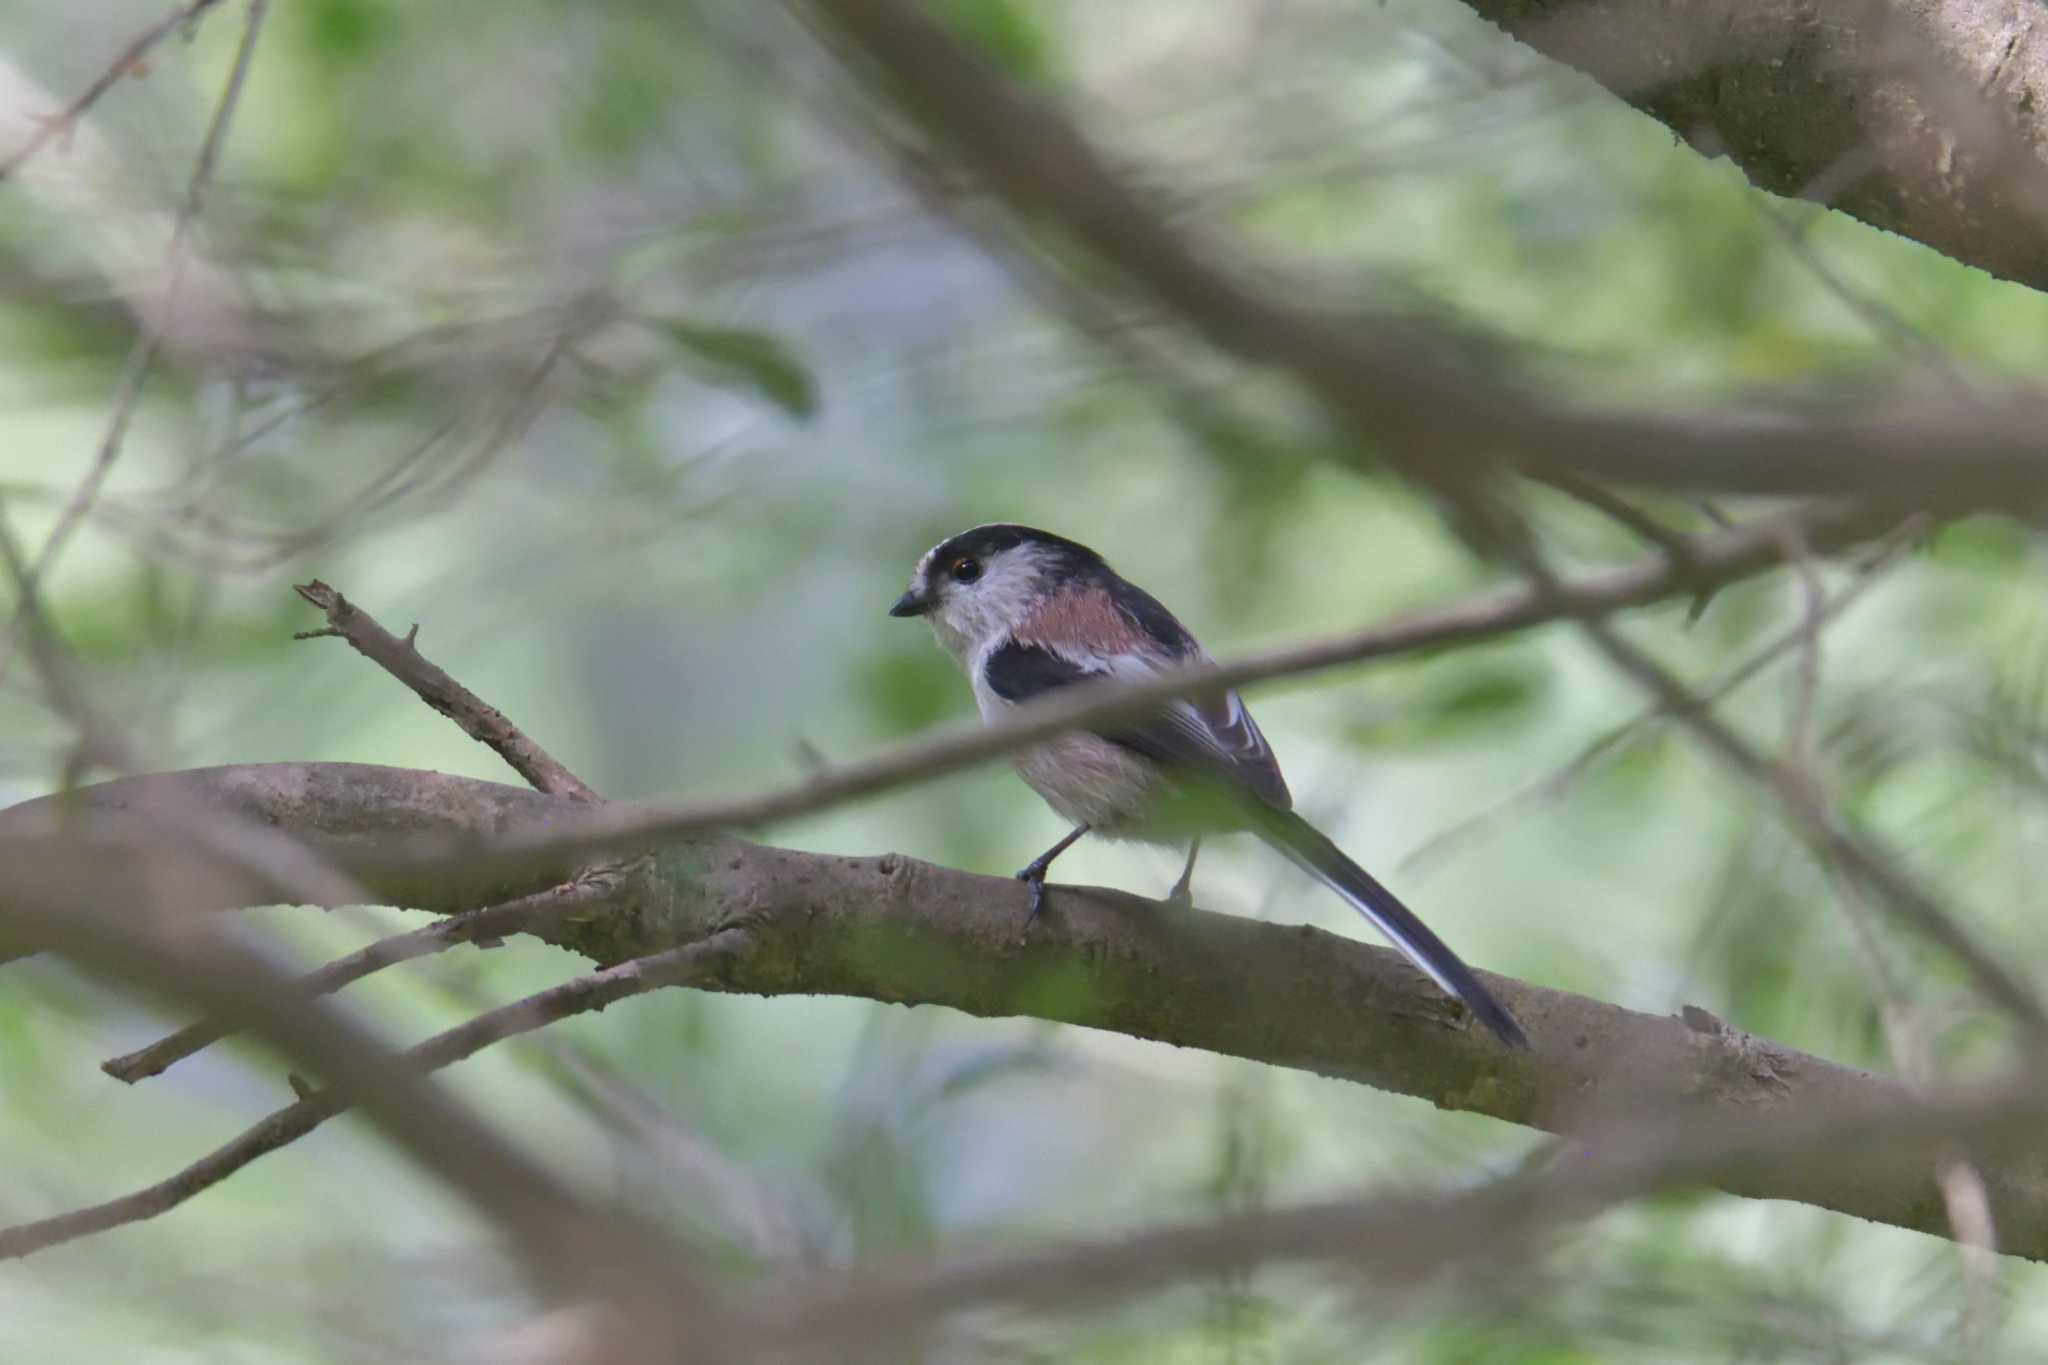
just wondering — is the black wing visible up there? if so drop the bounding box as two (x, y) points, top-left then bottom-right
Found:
(984, 639), (1291, 810)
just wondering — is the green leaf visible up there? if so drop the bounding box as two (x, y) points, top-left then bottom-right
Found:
(1346, 659), (1548, 746)
(1423, 666), (1543, 728)
(654, 320), (820, 420)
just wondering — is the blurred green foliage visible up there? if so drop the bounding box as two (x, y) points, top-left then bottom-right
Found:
(1, 0), (2047, 1360)
(936, 0), (1054, 81)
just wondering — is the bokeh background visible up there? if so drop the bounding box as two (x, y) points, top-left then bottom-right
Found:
(4, 0), (2048, 1359)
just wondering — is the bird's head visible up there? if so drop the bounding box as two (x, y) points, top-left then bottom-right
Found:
(890, 523), (1106, 662)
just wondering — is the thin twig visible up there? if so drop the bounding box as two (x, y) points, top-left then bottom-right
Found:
(0, 927), (754, 1263)
(0, 0), (270, 696)
(1760, 199), (1966, 384)
(1520, 554), (2048, 1033)
(1779, 521), (1826, 771)
(497, 1027), (818, 1265)
(100, 875), (622, 1083)
(293, 580), (600, 801)
(1939, 1152), (2005, 1349)
(1771, 528), (1998, 1325)
(1826, 864), (2006, 1347)
(0, 0), (230, 183)
(0, 497), (135, 770)
(1527, 469), (1728, 623)
(1400, 533), (1907, 877)
(1530, 469), (1702, 568)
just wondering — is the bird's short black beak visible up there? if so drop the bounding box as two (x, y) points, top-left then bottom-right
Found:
(889, 590), (931, 618)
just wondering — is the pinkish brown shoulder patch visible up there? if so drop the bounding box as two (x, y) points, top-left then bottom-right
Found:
(1016, 587), (1146, 653)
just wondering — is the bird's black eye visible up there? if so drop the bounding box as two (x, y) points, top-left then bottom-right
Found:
(949, 556), (982, 584)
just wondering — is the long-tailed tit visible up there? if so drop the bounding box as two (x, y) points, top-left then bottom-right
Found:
(890, 523), (1526, 1048)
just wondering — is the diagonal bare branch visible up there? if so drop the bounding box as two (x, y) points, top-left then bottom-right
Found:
(99, 873), (624, 1083)
(0, 496), (136, 771)
(0, 0), (231, 184)
(796, 0), (2048, 503)
(0, 0), (271, 700)
(0, 501), (1907, 894)
(0, 924), (755, 1264)
(293, 579), (600, 801)
(278, 500), (1907, 878)
(1535, 563), (2047, 1032)
(1401, 530), (1910, 877)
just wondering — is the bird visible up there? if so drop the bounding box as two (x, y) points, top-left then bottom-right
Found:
(889, 523), (1527, 1049)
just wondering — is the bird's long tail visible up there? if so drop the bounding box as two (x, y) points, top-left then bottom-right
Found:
(1251, 806), (1528, 1048)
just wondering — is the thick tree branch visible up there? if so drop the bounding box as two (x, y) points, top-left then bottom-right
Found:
(0, 762), (582, 929)
(1468, 0), (2048, 295)
(9, 762), (2048, 1260)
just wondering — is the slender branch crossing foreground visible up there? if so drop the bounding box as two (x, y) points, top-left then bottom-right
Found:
(241, 500), (1906, 880)
(802, 0), (2048, 504)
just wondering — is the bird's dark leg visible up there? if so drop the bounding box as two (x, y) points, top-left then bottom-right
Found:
(1016, 824), (1090, 922)
(1165, 839), (1201, 910)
